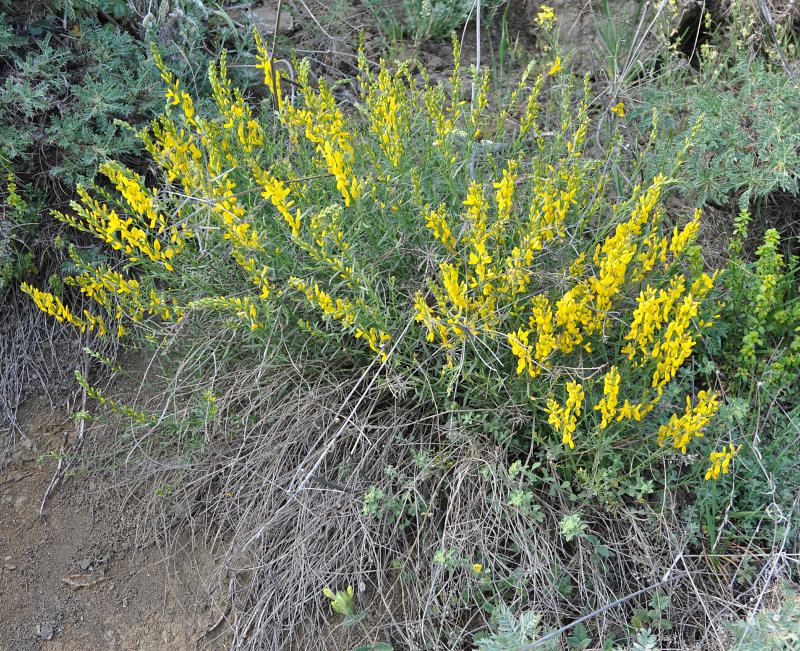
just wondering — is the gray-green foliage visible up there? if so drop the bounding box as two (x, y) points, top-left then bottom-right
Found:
(616, 629), (659, 651)
(637, 56), (800, 212)
(405, 0), (473, 41)
(0, 15), (161, 185)
(472, 604), (555, 651)
(726, 587), (800, 650)
(0, 9), (162, 296)
(365, 0), (477, 42)
(0, 0), (255, 298)
(32, 0), (134, 23)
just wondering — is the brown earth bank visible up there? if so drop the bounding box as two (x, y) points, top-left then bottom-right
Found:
(0, 395), (229, 650)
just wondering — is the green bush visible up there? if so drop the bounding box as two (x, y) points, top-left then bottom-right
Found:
(636, 55), (800, 213)
(19, 15), (799, 651)
(0, 14), (161, 187)
(22, 30), (736, 517)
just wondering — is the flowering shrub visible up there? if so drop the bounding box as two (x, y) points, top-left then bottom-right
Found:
(23, 35), (733, 497)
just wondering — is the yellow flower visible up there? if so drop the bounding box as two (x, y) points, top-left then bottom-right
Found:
(536, 4), (556, 29)
(546, 381), (584, 449)
(594, 366), (620, 428)
(705, 444), (742, 480)
(610, 102), (625, 118)
(657, 390), (720, 453)
(548, 57), (562, 75)
(472, 564), (482, 574)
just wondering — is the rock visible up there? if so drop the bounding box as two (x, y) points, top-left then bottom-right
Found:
(228, 4), (295, 37)
(77, 558), (92, 570)
(37, 621), (56, 640)
(62, 569), (108, 590)
(425, 54), (446, 72)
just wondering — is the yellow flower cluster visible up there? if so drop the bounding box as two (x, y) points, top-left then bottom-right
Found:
(594, 366), (620, 428)
(471, 71), (490, 140)
(536, 4), (556, 30)
(705, 443), (742, 480)
(494, 161), (518, 225)
(424, 204), (457, 253)
(418, 40), (465, 167)
(153, 51), (275, 301)
(546, 381), (584, 449)
(623, 272), (718, 393)
(291, 279), (359, 328)
(252, 167), (300, 237)
(144, 50), (205, 192)
(21, 282), (107, 335)
(210, 50), (264, 154)
(416, 150), (586, 354)
(657, 390), (720, 453)
(506, 173), (717, 394)
(188, 295), (265, 331)
(588, 177), (666, 325)
(253, 30), (283, 111)
(290, 278), (390, 361)
(279, 59), (359, 207)
(358, 60), (411, 168)
(58, 182), (181, 272)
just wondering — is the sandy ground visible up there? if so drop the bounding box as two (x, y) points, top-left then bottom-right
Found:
(0, 396), (230, 650)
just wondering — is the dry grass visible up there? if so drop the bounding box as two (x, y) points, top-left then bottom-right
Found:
(91, 316), (798, 650)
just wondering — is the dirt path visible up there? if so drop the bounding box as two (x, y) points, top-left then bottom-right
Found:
(0, 398), (228, 650)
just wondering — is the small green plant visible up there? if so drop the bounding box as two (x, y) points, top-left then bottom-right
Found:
(473, 603), (555, 650)
(323, 585), (367, 626)
(1, 172), (40, 295)
(558, 513), (587, 542)
(324, 585), (355, 615)
(630, 592), (672, 632)
(726, 586), (800, 650)
(614, 628), (660, 651)
(720, 213), (800, 392)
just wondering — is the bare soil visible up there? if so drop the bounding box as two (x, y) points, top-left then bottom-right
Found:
(0, 394), (230, 650)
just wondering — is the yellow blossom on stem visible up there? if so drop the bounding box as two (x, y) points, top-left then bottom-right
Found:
(253, 30), (283, 110)
(536, 4), (556, 30)
(424, 204), (457, 252)
(21, 283), (108, 335)
(594, 366), (621, 428)
(657, 390), (720, 453)
(546, 381), (584, 449)
(705, 444), (742, 480)
(669, 209), (701, 256)
(493, 160), (518, 224)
